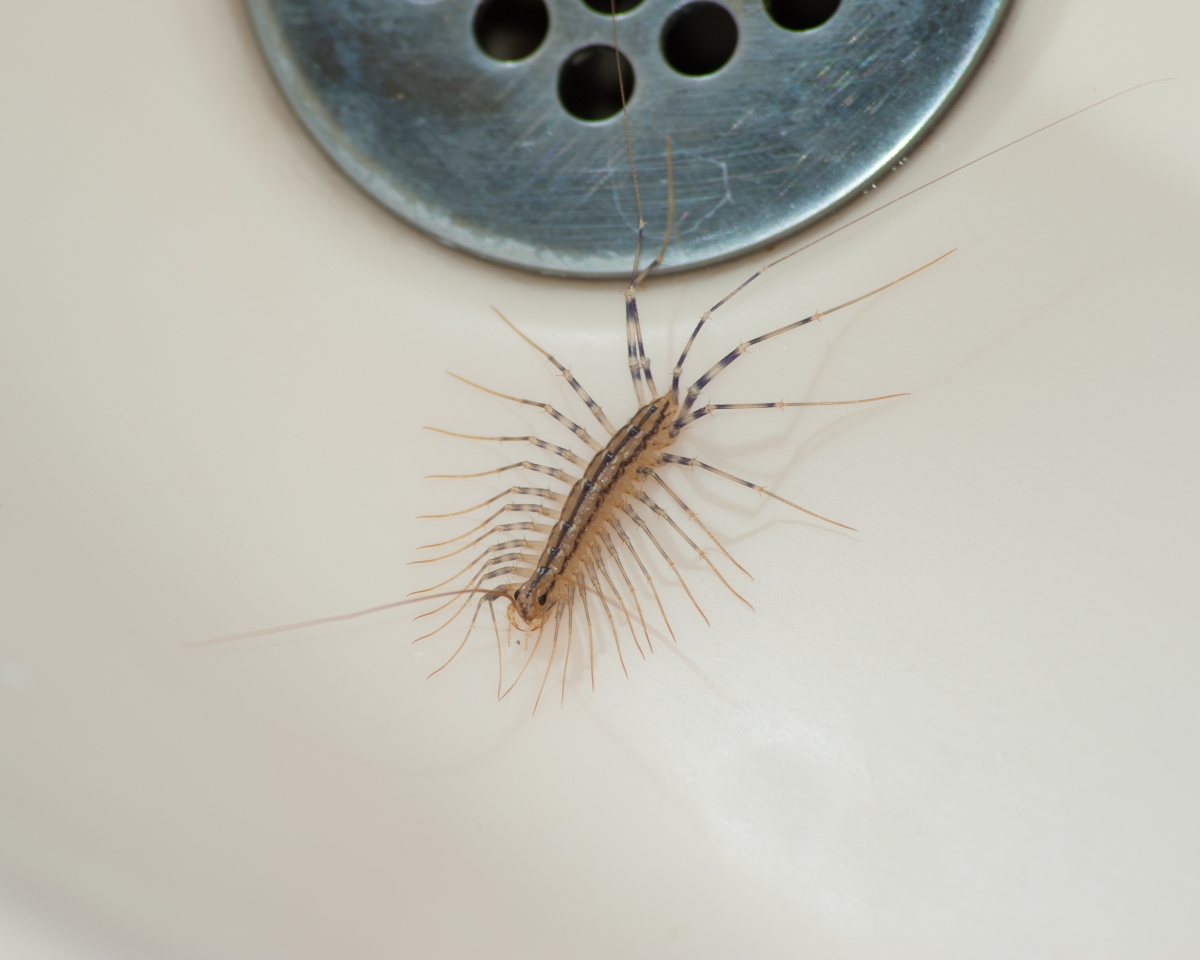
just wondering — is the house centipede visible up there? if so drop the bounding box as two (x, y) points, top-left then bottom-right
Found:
(188, 42), (1165, 712)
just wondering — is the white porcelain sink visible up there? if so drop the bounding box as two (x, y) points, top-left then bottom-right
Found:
(2, 2), (1198, 956)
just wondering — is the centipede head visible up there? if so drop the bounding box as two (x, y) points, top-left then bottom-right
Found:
(509, 574), (564, 631)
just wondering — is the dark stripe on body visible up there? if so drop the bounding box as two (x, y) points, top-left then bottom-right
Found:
(513, 397), (671, 615)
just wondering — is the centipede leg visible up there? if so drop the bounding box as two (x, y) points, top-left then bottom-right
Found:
(500, 615), (546, 701)
(416, 503), (560, 551)
(609, 517), (674, 642)
(492, 309), (617, 436)
(594, 544), (644, 659)
(561, 585), (576, 705)
(638, 490), (752, 609)
(418, 485), (566, 520)
(602, 532), (652, 654)
(428, 594), (490, 678)
(577, 580), (597, 690)
(585, 561), (628, 678)
(623, 503), (708, 626)
(490, 598), (504, 700)
(447, 373), (604, 452)
(533, 600), (566, 715)
(649, 469), (750, 579)
(660, 453), (855, 531)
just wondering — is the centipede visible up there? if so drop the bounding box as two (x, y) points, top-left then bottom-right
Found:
(188, 33), (1164, 712)
(409, 204), (948, 711)
(395, 76), (1162, 712)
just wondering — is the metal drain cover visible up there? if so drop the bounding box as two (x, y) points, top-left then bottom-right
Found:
(248, 0), (1010, 276)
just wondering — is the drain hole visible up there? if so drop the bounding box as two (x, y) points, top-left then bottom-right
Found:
(581, 0), (644, 13)
(473, 0), (550, 61)
(661, 3), (738, 76)
(764, 0), (839, 31)
(558, 45), (635, 121)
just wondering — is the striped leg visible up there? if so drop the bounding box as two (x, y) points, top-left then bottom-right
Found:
(447, 373), (603, 451)
(424, 427), (588, 468)
(672, 250), (950, 408)
(660, 453), (854, 530)
(622, 503), (708, 625)
(414, 561), (531, 626)
(410, 537), (531, 593)
(609, 517), (674, 642)
(635, 491), (752, 610)
(411, 547), (532, 595)
(673, 254), (954, 426)
(416, 503), (557, 550)
(648, 469), (749, 578)
(623, 151), (675, 402)
(672, 393), (908, 431)
(602, 532), (652, 654)
(674, 315), (818, 425)
(492, 308), (617, 435)
(592, 545), (643, 660)
(426, 461), (578, 485)
(418, 486), (566, 520)
(410, 521), (554, 565)
(670, 263), (765, 400)
(585, 561), (628, 678)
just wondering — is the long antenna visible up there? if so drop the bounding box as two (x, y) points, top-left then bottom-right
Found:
(610, 1), (664, 402)
(667, 78), (1173, 396)
(610, 2), (644, 282)
(712, 78), (1175, 323)
(636, 135), (674, 288)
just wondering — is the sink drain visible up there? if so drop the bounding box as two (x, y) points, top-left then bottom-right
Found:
(247, 0), (1010, 276)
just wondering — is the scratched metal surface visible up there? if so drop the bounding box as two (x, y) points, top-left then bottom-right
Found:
(247, 0), (1010, 275)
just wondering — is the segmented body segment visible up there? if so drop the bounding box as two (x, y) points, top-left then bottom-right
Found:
(513, 395), (677, 626)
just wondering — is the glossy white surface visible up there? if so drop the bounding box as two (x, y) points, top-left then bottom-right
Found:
(2, 1), (1198, 957)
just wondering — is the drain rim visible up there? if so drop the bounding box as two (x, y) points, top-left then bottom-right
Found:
(247, 0), (1013, 278)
